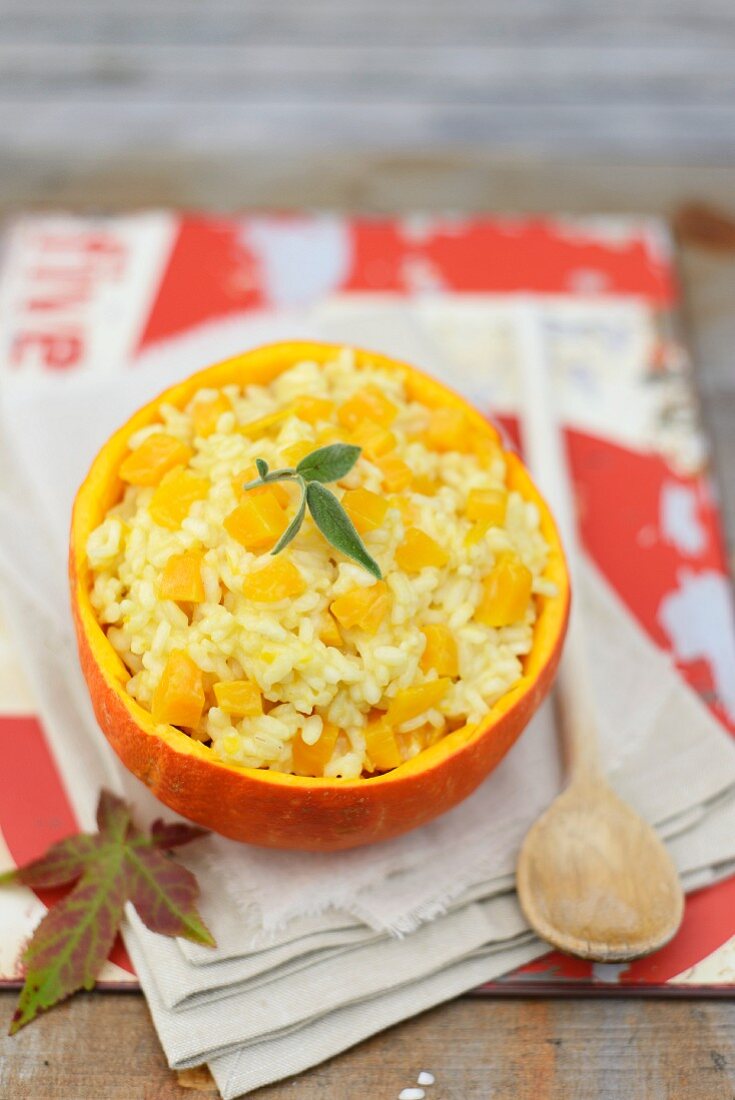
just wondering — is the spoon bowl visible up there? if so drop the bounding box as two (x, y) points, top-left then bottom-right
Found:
(517, 776), (684, 961)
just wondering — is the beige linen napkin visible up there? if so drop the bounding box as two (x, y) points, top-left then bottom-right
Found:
(2, 313), (735, 1098)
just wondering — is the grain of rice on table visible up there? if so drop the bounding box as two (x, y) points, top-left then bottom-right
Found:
(86, 348), (553, 780)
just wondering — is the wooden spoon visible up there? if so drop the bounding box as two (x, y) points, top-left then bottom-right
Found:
(514, 305), (684, 961)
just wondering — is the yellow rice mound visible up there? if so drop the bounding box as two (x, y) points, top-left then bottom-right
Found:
(86, 348), (552, 779)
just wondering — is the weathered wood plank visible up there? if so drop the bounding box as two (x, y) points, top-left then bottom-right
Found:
(2, 990), (735, 1099)
(3, 0), (735, 49)
(2, 45), (735, 105)
(4, 103), (735, 161)
(1, 1), (735, 159)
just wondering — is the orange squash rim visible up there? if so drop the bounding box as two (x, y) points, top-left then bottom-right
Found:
(70, 340), (570, 791)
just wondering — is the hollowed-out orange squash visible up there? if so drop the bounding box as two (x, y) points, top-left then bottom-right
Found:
(69, 342), (569, 851)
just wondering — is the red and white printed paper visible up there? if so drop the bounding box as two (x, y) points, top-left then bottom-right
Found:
(1, 212), (733, 992)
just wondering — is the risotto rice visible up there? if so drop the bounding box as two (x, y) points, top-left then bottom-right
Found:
(86, 348), (553, 779)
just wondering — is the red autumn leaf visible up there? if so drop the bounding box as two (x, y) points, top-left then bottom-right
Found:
(150, 819), (210, 849)
(12, 856), (128, 1034)
(96, 788), (133, 840)
(126, 844), (214, 943)
(0, 834), (102, 889)
(1, 789), (213, 1034)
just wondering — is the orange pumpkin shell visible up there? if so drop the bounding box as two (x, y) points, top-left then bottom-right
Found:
(70, 342), (569, 851)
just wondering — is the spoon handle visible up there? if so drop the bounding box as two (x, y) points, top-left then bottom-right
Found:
(515, 302), (601, 781)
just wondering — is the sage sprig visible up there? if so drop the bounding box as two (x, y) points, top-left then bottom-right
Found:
(242, 443), (382, 579)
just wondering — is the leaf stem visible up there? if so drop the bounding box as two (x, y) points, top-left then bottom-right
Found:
(241, 443), (383, 578)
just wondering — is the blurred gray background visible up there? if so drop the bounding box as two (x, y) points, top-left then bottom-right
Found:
(3, 0), (735, 205)
(2, 0), (734, 153)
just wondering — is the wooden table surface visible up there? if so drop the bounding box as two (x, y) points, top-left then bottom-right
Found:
(1, 154), (735, 1099)
(2, 992), (735, 1099)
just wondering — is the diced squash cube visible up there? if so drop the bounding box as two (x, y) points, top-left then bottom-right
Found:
(158, 551), (206, 603)
(243, 557), (306, 602)
(224, 493), (288, 551)
(152, 651), (205, 728)
(238, 405), (295, 439)
(119, 433), (193, 486)
(412, 474), (438, 496)
(476, 553), (533, 627)
(385, 678), (451, 726)
(423, 408), (471, 453)
(149, 467), (210, 529)
(376, 453), (413, 493)
(188, 727), (211, 743)
(365, 716), (402, 771)
(341, 488), (389, 534)
(232, 467), (290, 508)
(280, 440), (315, 466)
(316, 426), (351, 447)
(473, 436), (504, 470)
(395, 527), (448, 572)
(466, 488), (507, 526)
(338, 385), (398, 431)
(465, 519), (491, 547)
(191, 393), (231, 438)
(330, 581), (391, 634)
(397, 721), (446, 758)
(292, 721), (340, 777)
(319, 612), (343, 648)
(295, 395), (336, 425)
(350, 419), (396, 461)
(420, 625), (459, 677)
(213, 680), (262, 717)
(464, 489), (508, 547)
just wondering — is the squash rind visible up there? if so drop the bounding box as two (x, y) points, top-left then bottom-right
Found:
(69, 341), (569, 851)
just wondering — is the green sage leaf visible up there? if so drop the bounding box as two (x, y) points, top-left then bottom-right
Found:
(305, 482), (382, 579)
(270, 484), (307, 555)
(255, 458), (269, 479)
(297, 443), (361, 484)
